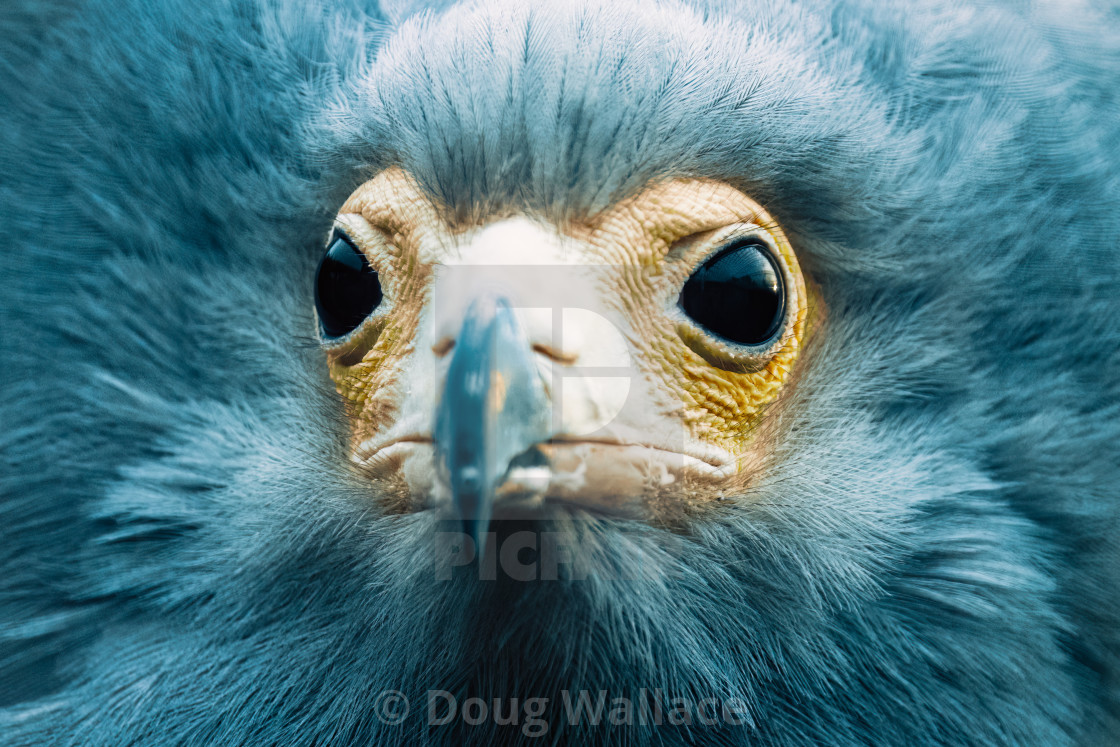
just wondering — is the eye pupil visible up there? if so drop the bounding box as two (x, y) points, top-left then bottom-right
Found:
(315, 233), (383, 338)
(679, 241), (785, 346)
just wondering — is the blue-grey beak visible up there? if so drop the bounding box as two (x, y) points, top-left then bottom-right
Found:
(433, 296), (552, 554)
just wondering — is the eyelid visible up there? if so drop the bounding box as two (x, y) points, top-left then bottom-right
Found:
(692, 235), (779, 274)
(667, 223), (773, 263)
(332, 214), (399, 266)
(664, 228), (721, 262)
(328, 226), (358, 250)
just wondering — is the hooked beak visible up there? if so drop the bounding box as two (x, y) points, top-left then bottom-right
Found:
(433, 295), (552, 553)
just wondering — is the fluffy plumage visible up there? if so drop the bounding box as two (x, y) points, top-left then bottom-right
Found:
(2, 0), (1119, 744)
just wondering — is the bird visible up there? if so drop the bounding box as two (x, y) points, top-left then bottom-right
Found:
(1, 0), (1118, 744)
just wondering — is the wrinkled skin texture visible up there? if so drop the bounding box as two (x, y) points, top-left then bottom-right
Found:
(328, 169), (812, 520)
(2, 0), (1119, 745)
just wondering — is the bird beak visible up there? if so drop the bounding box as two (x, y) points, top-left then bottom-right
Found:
(433, 294), (553, 553)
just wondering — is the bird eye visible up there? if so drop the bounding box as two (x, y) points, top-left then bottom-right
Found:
(315, 232), (383, 338)
(679, 240), (785, 346)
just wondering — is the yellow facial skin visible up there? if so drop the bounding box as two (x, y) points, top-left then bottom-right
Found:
(324, 169), (441, 442)
(320, 168), (812, 509)
(588, 180), (809, 455)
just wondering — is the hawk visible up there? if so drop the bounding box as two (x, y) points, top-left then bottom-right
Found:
(1, 0), (1118, 744)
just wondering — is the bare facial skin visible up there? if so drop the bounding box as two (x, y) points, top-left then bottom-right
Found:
(321, 167), (812, 519)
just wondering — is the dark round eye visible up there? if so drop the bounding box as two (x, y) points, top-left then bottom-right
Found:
(315, 233), (383, 338)
(679, 240), (785, 346)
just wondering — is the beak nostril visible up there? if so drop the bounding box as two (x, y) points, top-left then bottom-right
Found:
(432, 337), (455, 357)
(531, 343), (578, 365)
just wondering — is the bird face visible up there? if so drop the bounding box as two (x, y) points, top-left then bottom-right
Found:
(317, 167), (811, 534)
